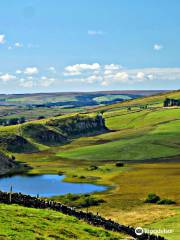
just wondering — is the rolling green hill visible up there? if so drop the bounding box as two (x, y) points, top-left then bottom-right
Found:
(0, 113), (107, 154)
(58, 90), (180, 161)
(92, 89), (180, 112)
(0, 91), (163, 123)
(1, 90), (179, 162)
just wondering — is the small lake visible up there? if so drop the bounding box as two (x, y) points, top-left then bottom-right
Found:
(0, 174), (107, 197)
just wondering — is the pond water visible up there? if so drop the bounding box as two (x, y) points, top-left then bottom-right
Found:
(0, 174), (107, 197)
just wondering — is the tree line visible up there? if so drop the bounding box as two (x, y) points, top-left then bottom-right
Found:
(164, 98), (180, 107)
(0, 117), (26, 126)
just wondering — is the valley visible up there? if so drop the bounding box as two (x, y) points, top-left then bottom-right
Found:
(0, 90), (180, 240)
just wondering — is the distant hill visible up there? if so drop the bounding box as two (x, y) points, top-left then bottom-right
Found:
(0, 90), (166, 106)
(0, 90), (167, 123)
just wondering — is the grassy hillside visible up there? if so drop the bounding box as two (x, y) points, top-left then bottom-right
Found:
(0, 204), (126, 240)
(0, 113), (107, 155)
(58, 91), (180, 161)
(0, 91), (164, 123)
(93, 89), (180, 112)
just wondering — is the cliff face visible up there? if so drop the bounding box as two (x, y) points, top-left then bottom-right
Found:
(0, 114), (108, 153)
(22, 124), (67, 146)
(0, 134), (37, 153)
(0, 152), (20, 176)
(47, 114), (107, 137)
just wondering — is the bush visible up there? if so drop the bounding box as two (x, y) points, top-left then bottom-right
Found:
(145, 193), (176, 205)
(145, 193), (160, 203)
(158, 199), (176, 205)
(79, 175), (86, 179)
(37, 116), (45, 120)
(115, 162), (124, 167)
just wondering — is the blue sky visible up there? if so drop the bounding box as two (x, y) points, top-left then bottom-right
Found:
(0, 0), (180, 93)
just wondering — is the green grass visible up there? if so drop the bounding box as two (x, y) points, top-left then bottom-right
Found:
(93, 89), (180, 111)
(58, 136), (180, 161)
(57, 108), (180, 161)
(0, 204), (126, 240)
(145, 208), (180, 240)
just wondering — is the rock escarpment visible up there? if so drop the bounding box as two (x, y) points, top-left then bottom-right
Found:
(0, 152), (21, 176)
(47, 114), (107, 137)
(0, 114), (107, 153)
(0, 134), (37, 153)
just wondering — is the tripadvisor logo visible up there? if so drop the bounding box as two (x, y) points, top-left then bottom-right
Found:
(135, 227), (144, 236)
(135, 226), (173, 236)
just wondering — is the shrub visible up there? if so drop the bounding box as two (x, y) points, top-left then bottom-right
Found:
(79, 175), (86, 179)
(158, 199), (176, 205)
(145, 193), (160, 203)
(115, 162), (124, 167)
(37, 116), (45, 120)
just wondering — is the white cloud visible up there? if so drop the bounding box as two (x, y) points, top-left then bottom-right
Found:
(0, 73), (16, 82)
(63, 62), (180, 86)
(101, 81), (109, 86)
(136, 72), (144, 79)
(88, 30), (104, 36)
(136, 72), (145, 82)
(24, 67), (39, 75)
(153, 44), (163, 51)
(104, 64), (122, 70)
(16, 70), (22, 74)
(14, 42), (23, 48)
(86, 75), (102, 83)
(64, 63), (100, 76)
(0, 34), (5, 44)
(104, 70), (112, 75)
(147, 74), (153, 80)
(114, 72), (129, 82)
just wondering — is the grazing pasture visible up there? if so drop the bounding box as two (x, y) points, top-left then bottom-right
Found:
(0, 204), (126, 240)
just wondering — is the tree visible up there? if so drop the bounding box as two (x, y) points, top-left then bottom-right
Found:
(37, 116), (45, 120)
(19, 117), (26, 124)
(8, 118), (19, 125)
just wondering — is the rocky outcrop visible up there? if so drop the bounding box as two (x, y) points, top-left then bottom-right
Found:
(0, 114), (108, 152)
(0, 152), (20, 176)
(47, 114), (107, 137)
(22, 124), (67, 146)
(0, 134), (37, 153)
(21, 114), (107, 147)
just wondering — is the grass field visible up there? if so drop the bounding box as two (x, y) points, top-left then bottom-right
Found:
(145, 208), (180, 240)
(58, 107), (180, 161)
(0, 204), (126, 240)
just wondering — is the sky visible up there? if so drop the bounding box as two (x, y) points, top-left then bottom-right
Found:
(0, 0), (180, 93)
